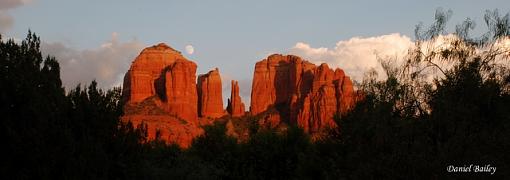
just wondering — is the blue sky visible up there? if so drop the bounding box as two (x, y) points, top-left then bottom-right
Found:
(2, 0), (509, 103)
(6, 1), (509, 48)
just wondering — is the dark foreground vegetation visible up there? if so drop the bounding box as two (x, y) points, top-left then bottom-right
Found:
(1, 10), (509, 179)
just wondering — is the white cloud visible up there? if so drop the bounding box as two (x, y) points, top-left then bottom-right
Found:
(41, 32), (145, 89)
(185, 44), (194, 55)
(289, 33), (413, 82)
(290, 33), (510, 84)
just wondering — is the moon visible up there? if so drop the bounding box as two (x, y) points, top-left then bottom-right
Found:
(185, 45), (194, 55)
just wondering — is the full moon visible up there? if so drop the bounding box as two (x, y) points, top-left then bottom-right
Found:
(185, 45), (194, 55)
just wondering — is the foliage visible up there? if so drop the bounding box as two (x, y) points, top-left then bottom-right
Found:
(1, 31), (147, 179)
(333, 8), (510, 178)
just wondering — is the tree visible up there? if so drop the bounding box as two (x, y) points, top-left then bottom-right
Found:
(332, 9), (510, 178)
(1, 31), (147, 179)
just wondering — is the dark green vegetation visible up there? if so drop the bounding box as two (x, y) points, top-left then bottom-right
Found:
(1, 10), (509, 179)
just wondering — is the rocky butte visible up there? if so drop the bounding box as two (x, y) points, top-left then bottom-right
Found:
(250, 54), (355, 137)
(122, 43), (201, 148)
(121, 43), (356, 147)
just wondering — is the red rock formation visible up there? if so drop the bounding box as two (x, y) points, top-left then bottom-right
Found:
(339, 76), (355, 114)
(197, 68), (225, 118)
(227, 80), (245, 117)
(122, 43), (200, 148)
(121, 115), (202, 148)
(122, 43), (186, 103)
(122, 44), (357, 146)
(297, 63), (341, 133)
(163, 60), (198, 121)
(250, 54), (316, 115)
(258, 112), (282, 129)
(250, 54), (356, 134)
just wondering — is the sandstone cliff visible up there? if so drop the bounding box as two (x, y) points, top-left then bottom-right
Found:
(122, 44), (357, 147)
(197, 68), (225, 118)
(250, 54), (355, 134)
(122, 43), (200, 148)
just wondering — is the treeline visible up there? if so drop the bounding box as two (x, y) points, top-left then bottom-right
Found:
(0, 31), (147, 179)
(1, 10), (510, 179)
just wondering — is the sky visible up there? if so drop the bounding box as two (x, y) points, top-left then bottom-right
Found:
(1, 0), (510, 105)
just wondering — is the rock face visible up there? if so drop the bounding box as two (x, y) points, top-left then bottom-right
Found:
(122, 43), (200, 148)
(163, 60), (199, 121)
(122, 115), (202, 149)
(227, 80), (245, 117)
(123, 43), (187, 103)
(122, 44), (357, 146)
(250, 54), (355, 134)
(197, 68), (225, 118)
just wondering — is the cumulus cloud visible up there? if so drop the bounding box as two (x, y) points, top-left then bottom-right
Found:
(41, 32), (145, 89)
(0, 0), (32, 33)
(289, 33), (413, 82)
(185, 45), (194, 55)
(289, 33), (510, 84)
